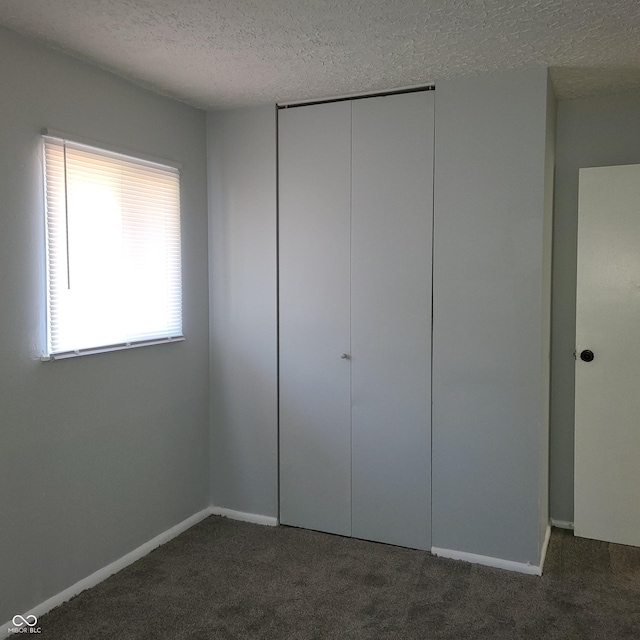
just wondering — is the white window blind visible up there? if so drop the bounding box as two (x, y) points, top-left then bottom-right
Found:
(43, 135), (183, 359)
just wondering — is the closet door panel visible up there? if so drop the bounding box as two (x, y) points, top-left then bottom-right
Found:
(278, 102), (352, 536)
(351, 92), (433, 550)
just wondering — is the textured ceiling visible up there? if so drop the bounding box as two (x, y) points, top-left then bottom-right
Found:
(0, 0), (639, 109)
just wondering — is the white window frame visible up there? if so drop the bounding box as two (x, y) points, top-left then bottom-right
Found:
(41, 130), (184, 360)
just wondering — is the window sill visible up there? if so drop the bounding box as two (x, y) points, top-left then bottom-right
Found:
(41, 336), (185, 361)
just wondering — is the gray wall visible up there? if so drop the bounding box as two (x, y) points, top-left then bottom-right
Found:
(432, 68), (553, 564)
(207, 107), (278, 517)
(549, 90), (640, 524)
(0, 28), (210, 624)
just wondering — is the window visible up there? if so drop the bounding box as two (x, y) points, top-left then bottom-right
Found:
(42, 134), (183, 359)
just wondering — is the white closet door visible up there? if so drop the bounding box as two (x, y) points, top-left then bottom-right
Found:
(278, 102), (352, 536)
(575, 164), (640, 547)
(351, 92), (433, 550)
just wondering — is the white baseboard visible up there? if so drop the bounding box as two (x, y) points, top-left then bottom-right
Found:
(551, 518), (574, 530)
(1, 507), (212, 639)
(210, 506), (278, 527)
(431, 544), (544, 576)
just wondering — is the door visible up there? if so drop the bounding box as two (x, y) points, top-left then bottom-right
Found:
(574, 163), (640, 547)
(350, 92), (433, 550)
(279, 92), (433, 549)
(278, 101), (352, 536)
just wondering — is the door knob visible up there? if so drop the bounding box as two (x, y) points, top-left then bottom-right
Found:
(340, 353), (350, 360)
(580, 350), (594, 362)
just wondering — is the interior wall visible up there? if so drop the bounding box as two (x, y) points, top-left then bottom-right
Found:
(0, 28), (210, 624)
(432, 68), (552, 565)
(206, 69), (557, 565)
(549, 89), (640, 524)
(207, 106), (278, 518)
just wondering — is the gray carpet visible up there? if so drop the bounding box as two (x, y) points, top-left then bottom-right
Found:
(40, 517), (640, 639)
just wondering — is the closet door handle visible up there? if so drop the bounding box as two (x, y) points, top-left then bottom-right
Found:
(340, 353), (350, 360)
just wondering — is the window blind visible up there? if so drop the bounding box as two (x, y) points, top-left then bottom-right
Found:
(43, 136), (183, 358)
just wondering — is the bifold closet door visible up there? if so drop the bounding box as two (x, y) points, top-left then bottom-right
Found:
(278, 101), (352, 536)
(351, 92), (433, 550)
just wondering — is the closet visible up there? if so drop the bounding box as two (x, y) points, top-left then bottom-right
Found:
(278, 90), (434, 550)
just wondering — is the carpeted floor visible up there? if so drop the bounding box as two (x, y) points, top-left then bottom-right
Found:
(40, 516), (640, 639)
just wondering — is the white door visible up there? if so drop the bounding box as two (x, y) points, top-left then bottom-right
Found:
(279, 101), (352, 536)
(278, 92), (433, 548)
(574, 163), (640, 547)
(350, 92), (433, 550)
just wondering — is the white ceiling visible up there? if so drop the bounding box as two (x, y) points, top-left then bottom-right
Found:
(0, 0), (639, 109)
